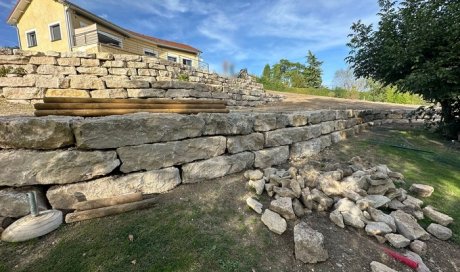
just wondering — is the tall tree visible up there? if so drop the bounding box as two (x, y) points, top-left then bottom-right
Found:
(347, 0), (460, 138)
(262, 64), (271, 80)
(333, 68), (367, 92)
(304, 51), (323, 88)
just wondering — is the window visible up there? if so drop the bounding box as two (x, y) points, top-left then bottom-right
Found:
(26, 30), (37, 48)
(49, 23), (62, 41)
(98, 31), (122, 48)
(144, 49), (157, 57)
(182, 58), (192, 66)
(167, 56), (177, 62)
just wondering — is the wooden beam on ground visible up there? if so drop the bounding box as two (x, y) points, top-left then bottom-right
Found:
(65, 198), (157, 223)
(34, 108), (229, 117)
(44, 97), (226, 105)
(34, 103), (226, 110)
(73, 193), (143, 211)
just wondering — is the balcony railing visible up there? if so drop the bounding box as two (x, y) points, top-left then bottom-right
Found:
(72, 24), (209, 72)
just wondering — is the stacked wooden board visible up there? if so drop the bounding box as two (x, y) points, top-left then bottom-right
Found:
(34, 97), (229, 117)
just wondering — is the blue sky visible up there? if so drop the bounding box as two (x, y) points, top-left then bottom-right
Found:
(0, 0), (379, 87)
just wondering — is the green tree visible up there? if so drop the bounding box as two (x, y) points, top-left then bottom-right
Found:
(304, 50), (323, 88)
(347, 0), (460, 138)
(262, 64), (271, 80)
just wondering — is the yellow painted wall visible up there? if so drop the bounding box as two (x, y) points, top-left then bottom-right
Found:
(17, 0), (70, 52)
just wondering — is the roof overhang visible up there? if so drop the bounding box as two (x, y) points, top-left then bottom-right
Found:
(6, 0), (31, 25)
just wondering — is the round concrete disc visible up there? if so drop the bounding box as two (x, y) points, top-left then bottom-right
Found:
(1, 210), (63, 242)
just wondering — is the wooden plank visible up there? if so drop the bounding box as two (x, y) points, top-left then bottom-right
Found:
(65, 198), (157, 223)
(73, 193), (143, 211)
(44, 97), (226, 105)
(34, 103), (226, 110)
(34, 108), (230, 117)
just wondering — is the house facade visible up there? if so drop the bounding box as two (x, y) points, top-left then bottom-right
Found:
(7, 0), (206, 70)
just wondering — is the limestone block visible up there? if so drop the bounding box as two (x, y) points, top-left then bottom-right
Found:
(0, 55), (29, 65)
(113, 54), (141, 62)
(96, 52), (114, 60)
(294, 222), (329, 263)
(76, 67), (108, 76)
(246, 197), (263, 214)
(385, 233), (410, 248)
(270, 197), (295, 220)
(286, 112), (309, 127)
(102, 60), (125, 68)
(0, 116), (76, 149)
(253, 113), (288, 132)
(36, 76), (69, 89)
(47, 168), (180, 210)
(73, 113), (205, 149)
(108, 68), (137, 76)
(0, 187), (47, 217)
(370, 261), (397, 272)
(290, 138), (322, 161)
(29, 56), (56, 65)
(127, 88), (165, 98)
(227, 133), (264, 154)
(0, 76), (35, 87)
(422, 205), (453, 226)
(117, 136), (227, 173)
(265, 125), (321, 147)
(37, 65), (76, 76)
(90, 89), (127, 98)
(254, 146), (289, 168)
(319, 135), (332, 150)
(127, 62), (148, 68)
(409, 184), (434, 198)
(3, 87), (44, 99)
(61, 52), (95, 58)
(261, 209), (287, 234)
(321, 121), (335, 134)
(57, 58), (81, 66)
(181, 152), (254, 183)
(200, 113), (254, 136)
(45, 89), (90, 98)
(105, 78), (149, 88)
(69, 75), (105, 89)
(426, 223), (452, 240)
(80, 58), (100, 67)
(0, 150), (119, 186)
(390, 210), (430, 240)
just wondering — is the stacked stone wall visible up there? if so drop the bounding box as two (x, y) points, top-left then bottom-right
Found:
(0, 50), (281, 107)
(0, 109), (412, 216)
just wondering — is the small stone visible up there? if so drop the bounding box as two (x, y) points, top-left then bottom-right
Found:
(368, 207), (396, 232)
(246, 197), (263, 214)
(409, 184), (434, 198)
(311, 189), (334, 210)
(370, 261), (398, 272)
(329, 209), (345, 228)
(269, 197), (296, 220)
(423, 206), (453, 226)
(290, 179), (302, 198)
(364, 195), (391, 209)
(294, 222), (329, 264)
(248, 179), (265, 195)
(388, 199), (405, 210)
(273, 187), (297, 198)
(263, 167), (277, 179)
(403, 251), (430, 272)
(244, 170), (264, 181)
(261, 209), (287, 234)
(292, 199), (306, 217)
(374, 235), (387, 244)
(385, 233), (411, 248)
(342, 211), (365, 229)
(365, 222), (393, 236)
(403, 195), (423, 208)
(426, 223), (452, 240)
(388, 171), (404, 180)
(410, 240), (427, 256)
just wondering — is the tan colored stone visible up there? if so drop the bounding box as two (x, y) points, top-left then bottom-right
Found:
(96, 52), (114, 60)
(57, 58), (81, 66)
(80, 58), (100, 67)
(102, 60), (125, 68)
(45, 89), (90, 98)
(3, 87), (44, 99)
(90, 89), (127, 98)
(0, 55), (29, 65)
(29, 56), (57, 65)
(137, 69), (157, 76)
(36, 76), (69, 88)
(69, 75), (105, 89)
(108, 68), (137, 76)
(36, 65), (76, 75)
(61, 52), (95, 58)
(113, 54), (141, 61)
(105, 78), (149, 88)
(0, 76), (35, 87)
(76, 67), (108, 76)
(44, 51), (60, 57)
(127, 62), (148, 68)
(127, 88), (165, 98)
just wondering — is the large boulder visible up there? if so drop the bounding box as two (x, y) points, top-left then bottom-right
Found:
(72, 113), (205, 149)
(390, 210), (430, 240)
(0, 116), (77, 149)
(269, 197), (296, 220)
(293, 222), (329, 264)
(409, 184), (434, 198)
(261, 209), (287, 234)
(0, 150), (119, 186)
(290, 139), (322, 161)
(0, 187), (48, 217)
(199, 113), (254, 136)
(227, 133), (264, 154)
(46, 167), (181, 209)
(422, 206), (453, 226)
(426, 223), (452, 240)
(117, 136), (226, 173)
(182, 152), (254, 183)
(253, 146), (289, 168)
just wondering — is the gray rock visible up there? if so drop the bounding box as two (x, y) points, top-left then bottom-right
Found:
(342, 190), (363, 202)
(329, 209), (345, 228)
(73, 113), (205, 149)
(249, 179), (265, 195)
(363, 195), (391, 209)
(244, 169), (264, 180)
(117, 136), (226, 173)
(200, 113), (254, 136)
(47, 167), (181, 209)
(390, 210), (430, 240)
(265, 126), (318, 147)
(290, 139), (322, 161)
(253, 113), (288, 132)
(0, 187), (47, 217)
(367, 181), (395, 195)
(423, 205), (453, 226)
(292, 198), (306, 217)
(409, 184), (434, 197)
(370, 261), (398, 272)
(388, 171), (404, 180)
(182, 152), (254, 183)
(368, 178), (392, 186)
(273, 186), (297, 198)
(368, 207), (396, 232)
(294, 222), (329, 264)
(385, 233), (410, 248)
(246, 197), (263, 214)
(388, 199), (406, 210)
(311, 189), (334, 210)
(261, 209), (287, 234)
(403, 195), (423, 208)
(253, 146), (289, 168)
(270, 197), (296, 220)
(365, 222), (393, 236)
(300, 188), (314, 209)
(341, 175), (368, 192)
(342, 211), (365, 228)
(403, 251), (431, 272)
(0, 116), (77, 149)
(410, 240), (427, 256)
(300, 166), (320, 188)
(290, 179), (302, 198)
(227, 133), (264, 154)
(0, 150), (119, 186)
(426, 223), (452, 240)
(263, 167), (277, 179)
(318, 175), (343, 196)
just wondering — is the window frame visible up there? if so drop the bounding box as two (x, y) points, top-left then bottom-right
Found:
(167, 54), (178, 63)
(143, 48), (158, 57)
(182, 58), (192, 66)
(48, 22), (62, 42)
(98, 30), (123, 48)
(25, 29), (37, 48)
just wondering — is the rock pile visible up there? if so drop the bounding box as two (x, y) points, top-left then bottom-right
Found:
(244, 156), (454, 268)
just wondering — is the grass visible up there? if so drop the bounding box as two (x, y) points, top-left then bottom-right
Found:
(333, 126), (460, 244)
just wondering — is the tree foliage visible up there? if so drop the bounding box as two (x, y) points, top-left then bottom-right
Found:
(347, 0), (460, 138)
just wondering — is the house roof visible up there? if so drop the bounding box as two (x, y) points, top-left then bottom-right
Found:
(7, 0), (201, 54)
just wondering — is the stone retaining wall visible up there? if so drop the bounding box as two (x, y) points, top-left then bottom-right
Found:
(0, 50), (281, 106)
(0, 109), (413, 217)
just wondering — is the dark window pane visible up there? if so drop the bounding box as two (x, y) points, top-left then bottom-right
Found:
(98, 33), (121, 47)
(51, 25), (61, 41)
(183, 59), (192, 66)
(27, 32), (37, 47)
(167, 56), (177, 62)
